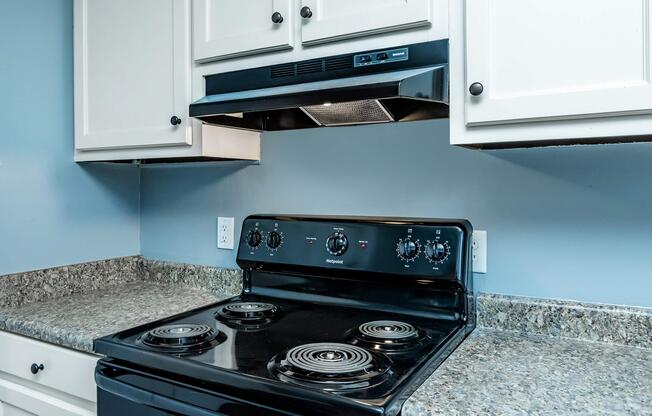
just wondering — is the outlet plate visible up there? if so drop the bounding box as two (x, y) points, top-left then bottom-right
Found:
(472, 230), (487, 274)
(217, 217), (235, 250)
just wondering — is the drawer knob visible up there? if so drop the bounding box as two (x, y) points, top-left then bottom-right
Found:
(170, 116), (182, 126)
(30, 363), (44, 374)
(300, 6), (312, 18)
(271, 12), (284, 23)
(469, 82), (484, 96)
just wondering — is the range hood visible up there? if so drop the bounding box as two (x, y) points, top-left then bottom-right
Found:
(190, 40), (449, 131)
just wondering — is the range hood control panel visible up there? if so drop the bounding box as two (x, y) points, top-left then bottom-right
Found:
(354, 47), (409, 68)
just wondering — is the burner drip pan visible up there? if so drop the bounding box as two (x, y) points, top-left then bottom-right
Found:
(139, 324), (223, 354)
(216, 302), (279, 329)
(269, 343), (392, 391)
(351, 320), (429, 353)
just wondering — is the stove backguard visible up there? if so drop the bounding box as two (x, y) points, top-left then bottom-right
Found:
(236, 215), (475, 332)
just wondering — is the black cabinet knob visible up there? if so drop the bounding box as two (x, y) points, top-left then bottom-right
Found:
(300, 6), (312, 18)
(170, 116), (182, 126)
(30, 363), (44, 374)
(469, 82), (484, 96)
(271, 12), (284, 23)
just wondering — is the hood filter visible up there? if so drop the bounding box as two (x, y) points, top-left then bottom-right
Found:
(300, 100), (394, 127)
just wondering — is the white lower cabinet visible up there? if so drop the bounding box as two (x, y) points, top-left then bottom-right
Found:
(0, 332), (97, 416)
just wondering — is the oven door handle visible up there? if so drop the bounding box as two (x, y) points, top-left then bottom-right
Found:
(96, 370), (226, 416)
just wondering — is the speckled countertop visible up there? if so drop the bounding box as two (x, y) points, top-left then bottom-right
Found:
(0, 281), (232, 353)
(2, 257), (650, 415)
(402, 329), (652, 416)
(0, 257), (242, 353)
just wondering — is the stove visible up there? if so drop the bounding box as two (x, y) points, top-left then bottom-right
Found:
(94, 215), (475, 416)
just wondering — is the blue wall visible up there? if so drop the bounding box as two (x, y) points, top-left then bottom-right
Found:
(0, 0), (140, 275)
(141, 121), (652, 307)
(4, 1), (650, 307)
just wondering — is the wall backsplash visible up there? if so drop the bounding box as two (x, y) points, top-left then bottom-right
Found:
(141, 120), (652, 308)
(0, 0), (140, 275)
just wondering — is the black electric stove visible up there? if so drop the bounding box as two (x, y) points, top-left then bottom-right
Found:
(94, 215), (475, 416)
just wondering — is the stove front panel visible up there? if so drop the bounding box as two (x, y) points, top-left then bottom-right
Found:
(237, 215), (471, 283)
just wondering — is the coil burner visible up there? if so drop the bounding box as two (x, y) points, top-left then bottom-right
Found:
(216, 302), (279, 329)
(140, 324), (223, 354)
(269, 343), (392, 391)
(351, 320), (429, 353)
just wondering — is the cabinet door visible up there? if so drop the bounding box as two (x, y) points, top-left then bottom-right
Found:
(193, 0), (293, 62)
(0, 379), (94, 416)
(465, 0), (652, 126)
(74, 0), (192, 151)
(300, 0), (431, 45)
(0, 402), (36, 416)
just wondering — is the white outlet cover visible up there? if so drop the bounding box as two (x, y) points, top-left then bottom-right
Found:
(217, 217), (235, 250)
(472, 230), (487, 274)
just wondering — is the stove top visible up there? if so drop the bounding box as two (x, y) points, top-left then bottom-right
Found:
(95, 215), (475, 416)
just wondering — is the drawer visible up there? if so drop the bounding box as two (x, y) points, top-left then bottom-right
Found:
(0, 331), (98, 403)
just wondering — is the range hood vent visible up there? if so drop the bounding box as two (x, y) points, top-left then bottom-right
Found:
(190, 40), (449, 132)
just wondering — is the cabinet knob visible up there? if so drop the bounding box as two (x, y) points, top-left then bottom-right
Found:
(30, 363), (44, 374)
(469, 82), (484, 96)
(170, 116), (182, 126)
(300, 6), (312, 18)
(271, 12), (284, 23)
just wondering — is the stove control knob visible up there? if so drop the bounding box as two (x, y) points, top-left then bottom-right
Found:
(425, 241), (449, 263)
(326, 232), (348, 256)
(267, 231), (283, 250)
(246, 230), (263, 248)
(396, 238), (419, 261)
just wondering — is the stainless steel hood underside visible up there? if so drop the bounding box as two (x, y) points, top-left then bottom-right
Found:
(190, 40), (449, 131)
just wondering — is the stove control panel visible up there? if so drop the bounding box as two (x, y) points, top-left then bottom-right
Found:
(237, 216), (471, 281)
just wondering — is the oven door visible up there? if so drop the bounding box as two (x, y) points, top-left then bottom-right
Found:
(95, 359), (291, 416)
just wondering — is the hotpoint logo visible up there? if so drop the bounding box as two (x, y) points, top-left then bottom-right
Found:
(326, 259), (344, 265)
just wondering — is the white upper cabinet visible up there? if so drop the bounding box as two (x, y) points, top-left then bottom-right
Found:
(74, 0), (192, 151)
(464, 0), (652, 126)
(193, 0), (293, 62)
(299, 0), (432, 45)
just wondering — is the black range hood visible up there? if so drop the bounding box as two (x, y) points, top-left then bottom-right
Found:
(190, 40), (449, 132)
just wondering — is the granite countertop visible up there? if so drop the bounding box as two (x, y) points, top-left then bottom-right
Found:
(0, 257), (242, 353)
(2, 257), (650, 414)
(402, 329), (652, 416)
(0, 281), (232, 353)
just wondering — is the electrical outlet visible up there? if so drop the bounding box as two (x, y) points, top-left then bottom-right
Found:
(472, 230), (487, 274)
(217, 217), (235, 250)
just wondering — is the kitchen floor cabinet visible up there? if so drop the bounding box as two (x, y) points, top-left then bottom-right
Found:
(299, 0), (432, 45)
(193, 0), (293, 62)
(451, 0), (652, 146)
(0, 331), (97, 416)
